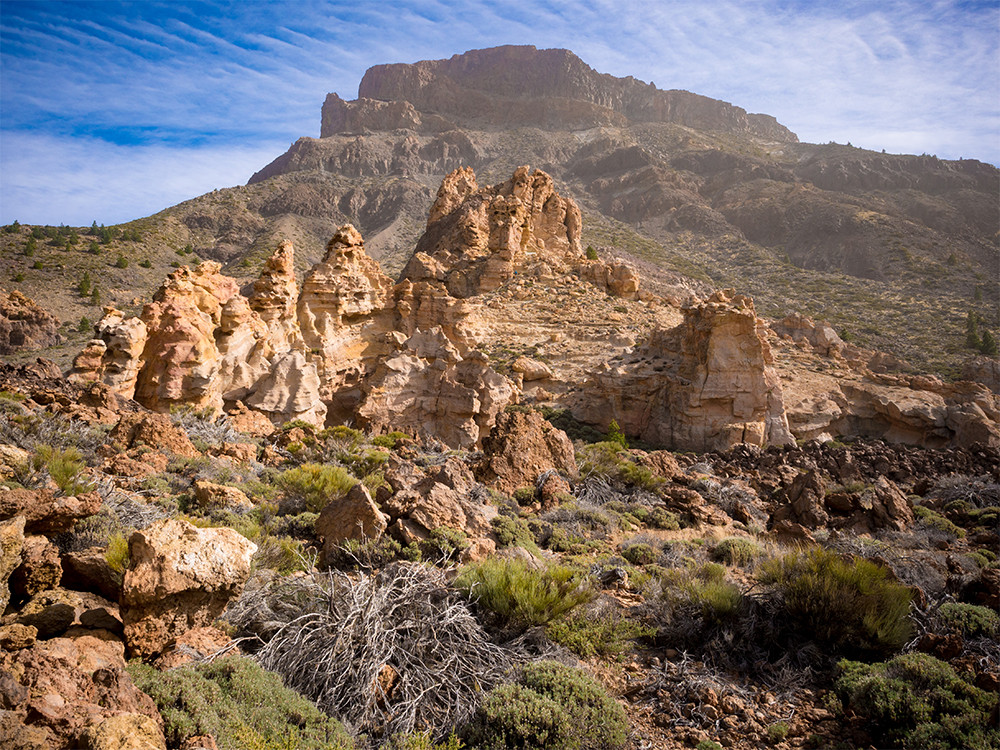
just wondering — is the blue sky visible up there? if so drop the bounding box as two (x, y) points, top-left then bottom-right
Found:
(1, 0), (997, 226)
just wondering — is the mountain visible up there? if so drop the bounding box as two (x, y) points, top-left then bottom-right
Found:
(2, 45), (998, 376)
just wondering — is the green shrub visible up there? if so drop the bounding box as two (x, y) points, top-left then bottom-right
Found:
(371, 431), (410, 449)
(759, 548), (913, 657)
(464, 661), (627, 750)
(914, 505), (966, 538)
(937, 602), (999, 638)
(585, 245), (598, 261)
(33, 444), (90, 495)
(104, 533), (129, 578)
(711, 537), (762, 567)
(696, 742), (722, 750)
(420, 527), (470, 562)
(547, 609), (653, 658)
(277, 463), (356, 512)
(577, 442), (661, 492)
(767, 722), (789, 743)
(253, 535), (310, 575)
(835, 652), (998, 750)
(382, 731), (463, 750)
(455, 558), (594, 630)
(606, 419), (628, 448)
(491, 514), (540, 554)
(128, 655), (354, 750)
(621, 542), (656, 566)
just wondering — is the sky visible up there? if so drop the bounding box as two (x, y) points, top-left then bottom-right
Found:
(1, 0), (997, 226)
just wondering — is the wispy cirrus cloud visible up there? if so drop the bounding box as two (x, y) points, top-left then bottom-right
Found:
(1, 0), (997, 226)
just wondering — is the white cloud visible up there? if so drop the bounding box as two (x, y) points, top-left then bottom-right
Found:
(0, 132), (284, 226)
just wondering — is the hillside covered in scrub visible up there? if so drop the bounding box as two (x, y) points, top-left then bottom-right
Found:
(0, 158), (998, 750)
(0, 44), (998, 750)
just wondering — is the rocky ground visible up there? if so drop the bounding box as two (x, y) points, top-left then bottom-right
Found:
(0, 163), (998, 750)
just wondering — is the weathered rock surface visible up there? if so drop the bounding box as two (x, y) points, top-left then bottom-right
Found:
(7, 535), (61, 601)
(316, 483), (389, 559)
(109, 412), (200, 458)
(67, 309), (148, 398)
(0, 489), (101, 536)
(356, 328), (516, 448)
(477, 410), (578, 494)
(575, 289), (795, 451)
(0, 291), (62, 355)
(121, 518), (256, 658)
(379, 456), (497, 559)
(0, 633), (164, 750)
(0, 516), (25, 614)
(402, 166), (582, 299)
(248, 239), (302, 354)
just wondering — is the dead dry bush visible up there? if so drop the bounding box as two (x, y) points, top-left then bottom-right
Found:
(225, 562), (514, 746)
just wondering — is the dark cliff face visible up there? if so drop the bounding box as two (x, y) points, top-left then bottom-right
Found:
(321, 45), (797, 141)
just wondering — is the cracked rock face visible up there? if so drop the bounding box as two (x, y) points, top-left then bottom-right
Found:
(574, 289), (795, 452)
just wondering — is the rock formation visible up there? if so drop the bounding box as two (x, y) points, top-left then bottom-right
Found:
(477, 410), (578, 494)
(121, 518), (256, 658)
(324, 46), (796, 140)
(0, 290), (62, 355)
(402, 166), (582, 299)
(575, 289), (795, 451)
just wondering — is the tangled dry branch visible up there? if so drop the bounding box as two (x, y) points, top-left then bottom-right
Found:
(226, 562), (515, 746)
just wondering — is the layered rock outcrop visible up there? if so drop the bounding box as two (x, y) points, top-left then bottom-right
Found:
(574, 290), (795, 451)
(324, 46), (796, 140)
(403, 166), (582, 298)
(0, 290), (62, 355)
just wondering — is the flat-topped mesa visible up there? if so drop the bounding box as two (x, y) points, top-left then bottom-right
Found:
(400, 166), (582, 299)
(574, 289), (795, 451)
(322, 45), (796, 141)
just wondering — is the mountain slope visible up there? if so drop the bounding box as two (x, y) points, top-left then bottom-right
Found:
(2, 45), (997, 375)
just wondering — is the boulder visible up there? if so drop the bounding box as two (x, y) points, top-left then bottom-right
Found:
(512, 356), (553, 381)
(316, 483), (389, 557)
(0, 516), (25, 614)
(82, 713), (166, 750)
(121, 518), (255, 658)
(109, 412), (199, 458)
(7, 535), (61, 601)
(0, 489), (101, 536)
(192, 480), (252, 509)
(477, 410), (577, 494)
(0, 633), (163, 750)
(245, 350), (328, 428)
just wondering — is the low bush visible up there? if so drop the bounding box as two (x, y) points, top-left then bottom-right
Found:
(710, 537), (762, 567)
(547, 608), (653, 658)
(914, 505), (966, 538)
(228, 563), (512, 744)
(33, 444), (90, 495)
(620, 542), (656, 566)
(936, 602), (999, 638)
(464, 660), (628, 750)
(455, 558), (594, 630)
(835, 652), (998, 750)
(759, 548), (913, 657)
(419, 527), (469, 562)
(277, 463), (356, 513)
(128, 655), (355, 750)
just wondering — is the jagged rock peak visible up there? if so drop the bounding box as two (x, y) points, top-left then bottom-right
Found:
(297, 224), (393, 349)
(401, 165), (582, 298)
(249, 239), (302, 354)
(322, 45), (796, 140)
